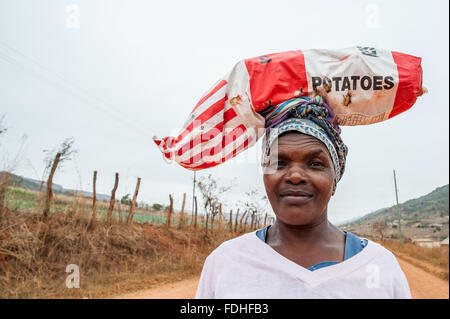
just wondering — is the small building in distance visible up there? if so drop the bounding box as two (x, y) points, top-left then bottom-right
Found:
(411, 238), (441, 248)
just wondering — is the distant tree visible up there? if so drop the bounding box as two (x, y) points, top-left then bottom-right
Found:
(152, 203), (164, 211)
(121, 194), (131, 206)
(243, 189), (269, 231)
(196, 174), (232, 223)
(371, 219), (388, 241)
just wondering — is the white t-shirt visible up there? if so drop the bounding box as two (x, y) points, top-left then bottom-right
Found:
(195, 231), (411, 299)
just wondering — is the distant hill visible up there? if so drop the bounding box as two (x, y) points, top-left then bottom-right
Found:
(341, 185), (449, 240)
(0, 171), (111, 201)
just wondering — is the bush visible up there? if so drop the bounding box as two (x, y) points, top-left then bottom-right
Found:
(152, 203), (164, 211)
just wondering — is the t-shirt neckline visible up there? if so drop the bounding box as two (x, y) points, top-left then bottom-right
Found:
(245, 231), (376, 287)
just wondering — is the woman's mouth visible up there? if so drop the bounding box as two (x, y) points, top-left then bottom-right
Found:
(279, 190), (313, 205)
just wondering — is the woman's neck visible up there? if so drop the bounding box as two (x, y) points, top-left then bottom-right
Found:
(267, 209), (344, 251)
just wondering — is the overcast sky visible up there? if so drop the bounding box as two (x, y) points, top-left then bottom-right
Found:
(0, 0), (448, 225)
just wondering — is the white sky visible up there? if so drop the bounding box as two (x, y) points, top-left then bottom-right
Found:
(0, 0), (448, 224)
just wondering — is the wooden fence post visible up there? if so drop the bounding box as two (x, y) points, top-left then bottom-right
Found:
(0, 173), (10, 217)
(167, 194), (173, 228)
(43, 152), (62, 219)
(243, 214), (249, 232)
(234, 208), (239, 232)
(218, 203), (222, 232)
(205, 213), (209, 236)
(229, 209), (233, 231)
(88, 170), (97, 227)
(127, 177), (141, 225)
(107, 173), (119, 224)
(263, 213), (268, 228)
(239, 211), (247, 232)
(179, 193), (186, 229)
(194, 196), (198, 229)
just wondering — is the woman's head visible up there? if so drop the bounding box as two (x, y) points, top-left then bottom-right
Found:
(261, 96), (348, 226)
(263, 131), (336, 226)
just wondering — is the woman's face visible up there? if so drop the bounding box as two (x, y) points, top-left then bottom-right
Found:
(263, 132), (336, 226)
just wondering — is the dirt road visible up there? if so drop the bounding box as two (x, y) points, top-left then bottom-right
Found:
(116, 276), (199, 299)
(397, 258), (448, 299)
(116, 258), (448, 299)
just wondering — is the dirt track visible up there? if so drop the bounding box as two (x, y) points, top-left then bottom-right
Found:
(116, 258), (449, 299)
(397, 258), (448, 299)
(116, 276), (199, 299)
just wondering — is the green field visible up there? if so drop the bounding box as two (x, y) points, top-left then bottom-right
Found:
(4, 187), (208, 227)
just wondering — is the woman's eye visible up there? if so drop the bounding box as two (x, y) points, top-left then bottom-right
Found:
(311, 161), (324, 167)
(271, 161), (286, 169)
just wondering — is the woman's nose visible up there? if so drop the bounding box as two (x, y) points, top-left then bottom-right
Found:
(285, 166), (307, 184)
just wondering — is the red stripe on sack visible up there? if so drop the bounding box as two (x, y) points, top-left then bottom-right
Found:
(179, 124), (246, 166)
(176, 108), (238, 157)
(389, 51), (423, 119)
(223, 107), (237, 123)
(192, 79), (227, 113)
(244, 50), (308, 112)
(186, 136), (253, 170)
(176, 121), (222, 157)
(160, 136), (175, 151)
(161, 149), (173, 160)
(170, 95), (228, 148)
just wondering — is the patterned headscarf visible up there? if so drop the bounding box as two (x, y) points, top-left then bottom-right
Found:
(261, 96), (348, 185)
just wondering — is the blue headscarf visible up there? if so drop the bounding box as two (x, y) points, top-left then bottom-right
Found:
(260, 96), (348, 185)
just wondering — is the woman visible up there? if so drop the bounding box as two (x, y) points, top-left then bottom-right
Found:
(195, 96), (411, 299)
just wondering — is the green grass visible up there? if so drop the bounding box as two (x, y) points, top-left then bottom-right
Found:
(3, 187), (210, 227)
(4, 187), (38, 212)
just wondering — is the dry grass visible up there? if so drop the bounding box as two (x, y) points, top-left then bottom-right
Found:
(372, 238), (449, 281)
(0, 207), (240, 298)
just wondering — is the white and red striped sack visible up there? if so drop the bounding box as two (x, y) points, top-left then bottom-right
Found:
(153, 47), (425, 170)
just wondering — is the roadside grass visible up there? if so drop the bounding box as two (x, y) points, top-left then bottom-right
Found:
(371, 238), (449, 281)
(0, 188), (243, 298)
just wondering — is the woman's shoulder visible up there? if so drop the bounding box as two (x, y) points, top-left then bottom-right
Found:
(360, 237), (403, 266)
(206, 231), (259, 260)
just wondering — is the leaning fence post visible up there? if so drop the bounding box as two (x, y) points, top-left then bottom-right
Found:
(234, 208), (239, 232)
(43, 152), (62, 219)
(167, 194), (173, 228)
(243, 214), (249, 232)
(194, 196), (198, 229)
(0, 173), (10, 218)
(88, 170), (98, 228)
(107, 173), (119, 224)
(218, 203), (223, 232)
(127, 177), (141, 225)
(239, 211), (247, 232)
(179, 193), (186, 229)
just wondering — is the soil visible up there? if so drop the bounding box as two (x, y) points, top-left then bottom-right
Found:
(115, 276), (199, 299)
(397, 258), (449, 299)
